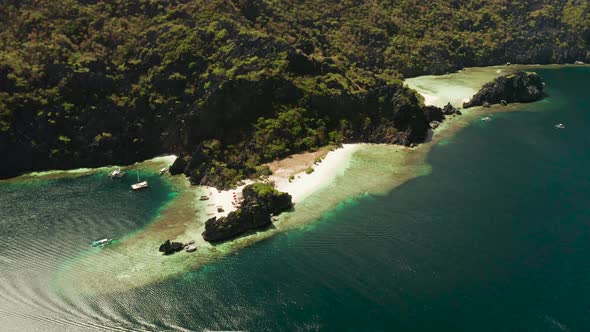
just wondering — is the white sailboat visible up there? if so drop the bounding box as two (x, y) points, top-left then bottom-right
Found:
(131, 170), (149, 190)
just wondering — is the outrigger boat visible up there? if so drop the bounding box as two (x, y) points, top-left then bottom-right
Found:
(131, 170), (149, 190)
(108, 168), (125, 178)
(91, 238), (112, 247)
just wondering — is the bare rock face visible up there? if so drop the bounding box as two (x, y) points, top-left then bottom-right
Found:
(463, 71), (544, 108)
(442, 102), (460, 115)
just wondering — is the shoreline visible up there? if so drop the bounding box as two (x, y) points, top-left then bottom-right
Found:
(198, 144), (361, 221)
(50, 65), (552, 294)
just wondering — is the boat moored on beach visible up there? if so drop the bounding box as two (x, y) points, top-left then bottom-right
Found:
(108, 168), (125, 178)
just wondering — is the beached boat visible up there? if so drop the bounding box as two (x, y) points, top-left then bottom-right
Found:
(131, 170), (149, 190)
(159, 167), (168, 175)
(199, 196), (210, 201)
(92, 238), (112, 247)
(185, 245), (197, 252)
(108, 168), (125, 178)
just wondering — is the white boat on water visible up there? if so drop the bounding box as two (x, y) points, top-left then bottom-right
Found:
(132, 181), (149, 190)
(159, 167), (168, 175)
(92, 238), (112, 247)
(109, 168), (125, 178)
(482, 116), (491, 122)
(131, 170), (149, 190)
(555, 123), (565, 129)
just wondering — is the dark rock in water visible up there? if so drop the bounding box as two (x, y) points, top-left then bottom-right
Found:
(483, 102), (491, 108)
(423, 106), (444, 123)
(463, 71), (544, 108)
(442, 102), (459, 115)
(202, 183), (293, 242)
(456, 110), (462, 115)
(159, 239), (184, 255)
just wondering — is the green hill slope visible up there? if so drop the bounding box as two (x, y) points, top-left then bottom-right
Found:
(0, 0), (588, 187)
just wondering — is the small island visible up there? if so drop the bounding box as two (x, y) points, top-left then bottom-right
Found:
(463, 71), (544, 108)
(202, 182), (293, 242)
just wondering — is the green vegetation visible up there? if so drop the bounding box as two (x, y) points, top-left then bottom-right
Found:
(305, 167), (314, 175)
(0, 1), (588, 185)
(248, 182), (281, 198)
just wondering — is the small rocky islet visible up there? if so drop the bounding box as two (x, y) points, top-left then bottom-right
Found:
(463, 71), (544, 108)
(202, 182), (292, 242)
(158, 182), (292, 251)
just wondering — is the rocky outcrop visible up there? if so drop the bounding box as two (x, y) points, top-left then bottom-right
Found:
(463, 71), (544, 108)
(159, 240), (184, 255)
(169, 155), (189, 175)
(202, 183), (292, 242)
(423, 106), (444, 123)
(442, 102), (460, 115)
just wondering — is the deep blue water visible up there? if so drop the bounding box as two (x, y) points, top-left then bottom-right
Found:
(1, 67), (590, 331)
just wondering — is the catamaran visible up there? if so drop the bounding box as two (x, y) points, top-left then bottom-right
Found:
(131, 170), (149, 190)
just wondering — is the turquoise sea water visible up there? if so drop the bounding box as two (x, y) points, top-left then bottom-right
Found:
(1, 67), (590, 331)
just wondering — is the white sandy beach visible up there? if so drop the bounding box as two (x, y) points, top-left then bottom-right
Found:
(270, 144), (361, 203)
(199, 144), (361, 220)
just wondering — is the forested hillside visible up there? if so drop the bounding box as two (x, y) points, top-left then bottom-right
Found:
(1, 0), (588, 187)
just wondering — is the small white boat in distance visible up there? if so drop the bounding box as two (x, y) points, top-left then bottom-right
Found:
(482, 116), (491, 122)
(92, 238), (112, 247)
(109, 168), (125, 178)
(131, 170), (149, 190)
(555, 123), (565, 129)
